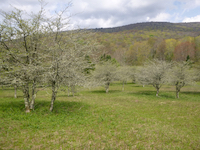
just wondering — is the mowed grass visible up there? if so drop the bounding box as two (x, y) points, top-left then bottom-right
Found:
(0, 83), (200, 149)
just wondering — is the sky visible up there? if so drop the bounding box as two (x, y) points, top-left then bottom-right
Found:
(1, 0), (200, 29)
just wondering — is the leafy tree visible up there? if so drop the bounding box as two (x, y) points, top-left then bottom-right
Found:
(165, 39), (177, 61)
(147, 36), (156, 59)
(194, 36), (200, 62)
(136, 41), (151, 65)
(84, 55), (95, 75)
(174, 41), (196, 61)
(126, 41), (150, 65)
(136, 59), (172, 96)
(113, 48), (128, 66)
(126, 43), (138, 65)
(100, 54), (111, 61)
(156, 40), (166, 60)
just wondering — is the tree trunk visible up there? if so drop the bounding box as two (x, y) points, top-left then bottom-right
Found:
(105, 82), (110, 93)
(122, 82), (124, 91)
(50, 81), (57, 111)
(156, 88), (159, 97)
(23, 83), (30, 113)
(176, 86), (180, 98)
(106, 88), (109, 93)
(30, 78), (36, 110)
(176, 91), (179, 99)
(72, 85), (75, 97)
(68, 86), (70, 97)
(14, 85), (17, 98)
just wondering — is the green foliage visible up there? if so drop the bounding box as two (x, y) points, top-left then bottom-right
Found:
(95, 23), (200, 65)
(83, 55), (95, 74)
(100, 54), (112, 61)
(99, 54), (119, 66)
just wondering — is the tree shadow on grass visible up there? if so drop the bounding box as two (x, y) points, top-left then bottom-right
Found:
(52, 101), (90, 114)
(0, 88), (15, 91)
(181, 91), (200, 96)
(129, 91), (176, 99)
(57, 94), (75, 98)
(90, 90), (121, 94)
(0, 99), (90, 115)
(0, 95), (24, 99)
(129, 91), (155, 96)
(132, 85), (142, 87)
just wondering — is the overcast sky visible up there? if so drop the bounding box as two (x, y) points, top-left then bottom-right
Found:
(1, 0), (200, 29)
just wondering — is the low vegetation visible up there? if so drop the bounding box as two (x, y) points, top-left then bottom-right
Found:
(0, 83), (200, 149)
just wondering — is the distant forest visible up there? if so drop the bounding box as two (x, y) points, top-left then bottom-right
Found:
(90, 22), (200, 65)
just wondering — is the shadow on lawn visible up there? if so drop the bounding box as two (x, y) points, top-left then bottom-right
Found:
(90, 90), (121, 94)
(52, 101), (90, 114)
(0, 99), (90, 114)
(57, 94), (75, 97)
(181, 91), (200, 96)
(0, 88), (16, 91)
(129, 91), (176, 99)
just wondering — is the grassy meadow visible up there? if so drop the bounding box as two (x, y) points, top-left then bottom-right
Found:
(0, 82), (200, 149)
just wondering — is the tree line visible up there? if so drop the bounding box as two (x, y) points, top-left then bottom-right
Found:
(95, 29), (200, 66)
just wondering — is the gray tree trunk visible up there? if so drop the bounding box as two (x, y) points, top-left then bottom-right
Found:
(105, 82), (110, 93)
(72, 85), (75, 97)
(50, 81), (57, 111)
(30, 78), (36, 110)
(23, 83), (30, 113)
(122, 82), (124, 91)
(106, 88), (109, 93)
(176, 91), (179, 99)
(14, 85), (17, 98)
(68, 86), (70, 97)
(176, 86), (180, 99)
(156, 88), (159, 97)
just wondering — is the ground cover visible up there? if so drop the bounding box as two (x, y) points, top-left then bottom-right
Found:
(0, 83), (200, 149)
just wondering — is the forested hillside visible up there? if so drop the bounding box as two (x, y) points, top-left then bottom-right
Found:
(92, 22), (200, 33)
(92, 22), (200, 65)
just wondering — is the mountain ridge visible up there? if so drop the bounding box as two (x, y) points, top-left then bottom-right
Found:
(90, 22), (200, 33)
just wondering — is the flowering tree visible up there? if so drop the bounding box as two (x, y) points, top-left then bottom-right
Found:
(93, 61), (117, 93)
(136, 59), (172, 96)
(168, 61), (197, 98)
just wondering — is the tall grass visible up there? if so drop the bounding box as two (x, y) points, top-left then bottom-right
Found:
(0, 83), (200, 149)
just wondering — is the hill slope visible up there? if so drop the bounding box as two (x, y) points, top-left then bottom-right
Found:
(91, 22), (200, 34)
(91, 22), (200, 65)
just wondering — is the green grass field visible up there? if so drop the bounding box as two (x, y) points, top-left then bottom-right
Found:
(0, 83), (200, 149)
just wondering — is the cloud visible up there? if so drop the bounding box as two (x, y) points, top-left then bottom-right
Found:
(0, 0), (200, 28)
(183, 15), (200, 22)
(147, 13), (171, 22)
(70, 0), (175, 28)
